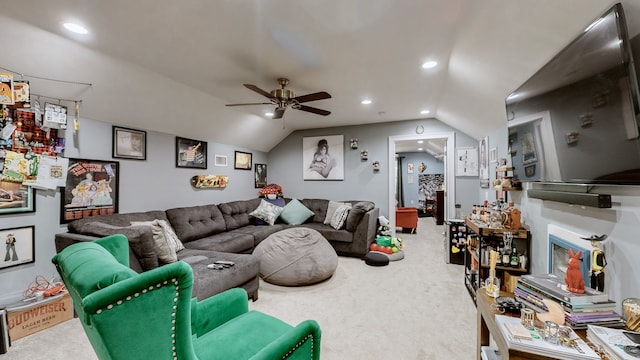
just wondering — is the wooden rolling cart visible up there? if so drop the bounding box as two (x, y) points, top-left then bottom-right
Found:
(464, 217), (530, 304)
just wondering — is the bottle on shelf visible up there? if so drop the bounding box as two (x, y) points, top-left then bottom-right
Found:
(496, 246), (503, 266)
(501, 245), (510, 266)
(510, 240), (519, 268)
(455, 204), (463, 219)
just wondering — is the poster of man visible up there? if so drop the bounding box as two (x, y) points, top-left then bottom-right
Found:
(255, 163), (267, 188)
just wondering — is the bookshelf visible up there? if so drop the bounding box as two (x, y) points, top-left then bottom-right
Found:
(464, 218), (530, 304)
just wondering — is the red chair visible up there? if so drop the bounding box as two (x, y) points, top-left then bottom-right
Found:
(396, 207), (418, 234)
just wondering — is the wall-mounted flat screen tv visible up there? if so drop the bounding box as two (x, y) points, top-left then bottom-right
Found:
(505, 3), (640, 185)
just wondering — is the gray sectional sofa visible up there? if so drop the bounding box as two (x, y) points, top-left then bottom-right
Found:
(55, 197), (379, 301)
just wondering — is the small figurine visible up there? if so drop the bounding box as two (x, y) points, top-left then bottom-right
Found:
(565, 248), (585, 294)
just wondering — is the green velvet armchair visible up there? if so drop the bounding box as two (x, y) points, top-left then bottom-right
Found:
(52, 234), (321, 360)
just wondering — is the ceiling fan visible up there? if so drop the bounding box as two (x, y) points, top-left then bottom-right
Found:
(226, 78), (331, 119)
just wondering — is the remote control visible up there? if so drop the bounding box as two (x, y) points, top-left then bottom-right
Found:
(214, 261), (235, 266)
(207, 264), (224, 270)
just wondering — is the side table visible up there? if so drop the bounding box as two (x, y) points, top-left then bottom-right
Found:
(476, 291), (591, 360)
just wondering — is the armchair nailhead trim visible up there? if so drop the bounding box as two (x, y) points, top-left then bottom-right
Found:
(92, 278), (183, 360)
(282, 334), (314, 359)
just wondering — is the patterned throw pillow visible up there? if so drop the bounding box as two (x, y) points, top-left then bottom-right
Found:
(279, 198), (315, 225)
(324, 200), (346, 225)
(330, 203), (352, 230)
(254, 198), (286, 225)
(249, 199), (284, 226)
(130, 219), (184, 263)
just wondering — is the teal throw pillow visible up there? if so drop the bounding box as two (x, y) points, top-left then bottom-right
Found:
(249, 199), (284, 225)
(280, 198), (315, 225)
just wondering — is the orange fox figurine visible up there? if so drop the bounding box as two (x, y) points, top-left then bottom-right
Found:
(565, 248), (585, 293)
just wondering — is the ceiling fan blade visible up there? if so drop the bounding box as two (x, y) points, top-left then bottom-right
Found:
(272, 107), (286, 119)
(225, 102), (272, 107)
(297, 105), (331, 116)
(243, 84), (275, 99)
(292, 91), (331, 103)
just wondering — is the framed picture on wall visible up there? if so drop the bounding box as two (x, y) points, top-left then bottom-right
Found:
(60, 158), (119, 223)
(214, 155), (228, 167)
(255, 163), (267, 188)
(176, 137), (207, 169)
(303, 135), (344, 180)
(479, 136), (489, 182)
(0, 181), (35, 215)
(112, 126), (146, 160)
(234, 151), (252, 170)
(455, 147), (478, 177)
(0, 225), (35, 269)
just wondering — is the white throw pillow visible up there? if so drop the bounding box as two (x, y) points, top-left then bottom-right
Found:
(249, 199), (284, 226)
(330, 203), (352, 230)
(156, 219), (185, 252)
(130, 219), (184, 263)
(324, 200), (346, 225)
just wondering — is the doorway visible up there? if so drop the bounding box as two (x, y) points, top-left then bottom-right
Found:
(388, 132), (455, 235)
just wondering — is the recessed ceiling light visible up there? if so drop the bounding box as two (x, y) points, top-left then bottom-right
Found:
(361, 99), (372, 105)
(418, 147), (424, 151)
(420, 110), (430, 115)
(418, 140), (424, 144)
(63, 22), (89, 35)
(265, 112), (274, 117)
(421, 61), (438, 69)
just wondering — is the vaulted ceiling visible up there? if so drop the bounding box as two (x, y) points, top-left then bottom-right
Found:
(1, 1), (639, 152)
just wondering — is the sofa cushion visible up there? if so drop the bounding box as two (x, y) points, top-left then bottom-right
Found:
(166, 204), (226, 242)
(68, 211), (169, 231)
(77, 222), (159, 271)
(279, 198), (314, 225)
(330, 203), (352, 230)
(218, 198), (262, 230)
(324, 200), (346, 225)
(300, 199), (329, 223)
(130, 220), (184, 263)
(345, 201), (375, 232)
(183, 231), (255, 254)
(249, 199), (284, 226)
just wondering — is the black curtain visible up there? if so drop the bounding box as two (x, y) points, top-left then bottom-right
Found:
(396, 156), (404, 207)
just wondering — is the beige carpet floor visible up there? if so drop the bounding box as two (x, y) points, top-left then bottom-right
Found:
(2, 218), (477, 359)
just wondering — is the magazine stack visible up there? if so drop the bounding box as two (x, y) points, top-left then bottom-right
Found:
(587, 325), (640, 360)
(515, 273), (624, 329)
(495, 314), (600, 360)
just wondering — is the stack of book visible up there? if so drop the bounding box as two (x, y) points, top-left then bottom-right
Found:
(495, 314), (600, 359)
(515, 273), (624, 329)
(587, 325), (640, 360)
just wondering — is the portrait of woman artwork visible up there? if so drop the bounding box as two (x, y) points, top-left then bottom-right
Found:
(303, 135), (344, 180)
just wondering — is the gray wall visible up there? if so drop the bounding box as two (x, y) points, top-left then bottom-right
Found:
(483, 128), (640, 312)
(0, 117), (266, 300)
(397, 152), (444, 208)
(267, 118), (478, 219)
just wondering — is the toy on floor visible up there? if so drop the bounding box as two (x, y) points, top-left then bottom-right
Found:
(377, 215), (391, 236)
(367, 235), (404, 261)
